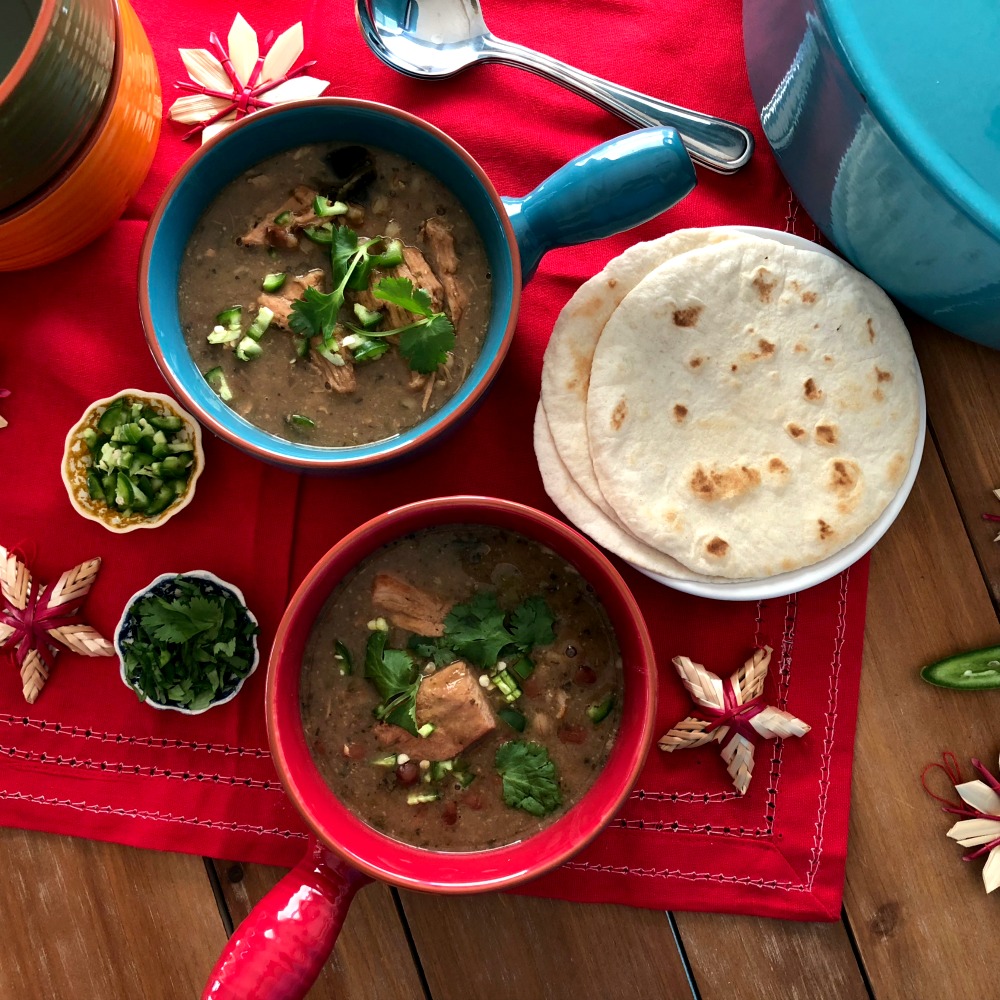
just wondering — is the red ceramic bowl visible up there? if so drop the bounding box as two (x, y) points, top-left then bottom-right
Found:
(204, 496), (657, 1000)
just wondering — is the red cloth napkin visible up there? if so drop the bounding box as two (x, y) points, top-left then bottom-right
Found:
(0, 0), (865, 920)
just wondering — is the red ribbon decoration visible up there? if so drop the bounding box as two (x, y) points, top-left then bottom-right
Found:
(175, 31), (320, 140)
(699, 681), (767, 744)
(0, 581), (80, 670)
(921, 751), (1000, 862)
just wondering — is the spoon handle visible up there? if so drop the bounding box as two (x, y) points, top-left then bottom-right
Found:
(481, 36), (754, 174)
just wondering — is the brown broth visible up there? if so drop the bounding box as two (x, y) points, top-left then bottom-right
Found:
(300, 526), (622, 851)
(178, 143), (491, 447)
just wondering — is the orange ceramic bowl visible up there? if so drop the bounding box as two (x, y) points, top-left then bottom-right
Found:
(0, 0), (161, 271)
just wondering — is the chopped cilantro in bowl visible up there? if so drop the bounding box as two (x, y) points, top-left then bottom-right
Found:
(114, 571), (260, 714)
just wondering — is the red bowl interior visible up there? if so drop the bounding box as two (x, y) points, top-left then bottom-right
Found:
(268, 496), (657, 893)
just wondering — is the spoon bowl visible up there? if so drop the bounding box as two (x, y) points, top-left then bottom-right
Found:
(356, 0), (754, 174)
(357, 0), (488, 77)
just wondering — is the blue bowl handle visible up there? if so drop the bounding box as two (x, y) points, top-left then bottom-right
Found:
(502, 127), (696, 281)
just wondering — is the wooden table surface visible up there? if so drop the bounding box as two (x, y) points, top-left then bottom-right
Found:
(3, 315), (998, 999)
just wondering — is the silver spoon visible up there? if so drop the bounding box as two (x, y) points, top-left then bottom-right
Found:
(356, 0), (754, 174)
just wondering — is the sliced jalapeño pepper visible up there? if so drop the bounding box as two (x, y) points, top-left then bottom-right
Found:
(586, 693), (616, 723)
(920, 645), (1000, 690)
(498, 707), (527, 732)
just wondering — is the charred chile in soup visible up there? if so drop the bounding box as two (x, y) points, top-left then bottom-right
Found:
(299, 526), (623, 851)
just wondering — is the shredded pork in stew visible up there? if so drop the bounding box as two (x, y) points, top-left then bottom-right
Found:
(178, 143), (491, 446)
(300, 526), (623, 851)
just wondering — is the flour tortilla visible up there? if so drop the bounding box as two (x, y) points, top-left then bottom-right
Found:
(533, 402), (705, 581)
(586, 235), (921, 579)
(540, 229), (741, 519)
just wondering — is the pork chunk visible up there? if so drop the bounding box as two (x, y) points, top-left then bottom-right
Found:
(350, 247), (445, 330)
(310, 348), (356, 394)
(239, 187), (364, 246)
(374, 660), (497, 760)
(401, 245), (444, 308)
(421, 217), (467, 327)
(258, 269), (325, 330)
(240, 186), (315, 247)
(371, 573), (451, 636)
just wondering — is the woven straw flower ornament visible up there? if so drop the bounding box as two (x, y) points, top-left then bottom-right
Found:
(168, 14), (330, 144)
(658, 646), (810, 794)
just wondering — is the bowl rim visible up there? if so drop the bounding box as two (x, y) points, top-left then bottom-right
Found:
(61, 387), (205, 534)
(114, 569), (260, 715)
(138, 97), (523, 471)
(266, 495), (657, 893)
(623, 224), (926, 601)
(0, 0), (123, 225)
(0, 0), (57, 106)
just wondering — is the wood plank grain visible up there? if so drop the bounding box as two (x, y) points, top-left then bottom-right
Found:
(213, 860), (427, 1000)
(843, 431), (1000, 1000)
(400, 891), (694, 1000)
(910, 319), (1000, 607)
(0, 829), (226, 1000)
(673, 912), (869, 1000)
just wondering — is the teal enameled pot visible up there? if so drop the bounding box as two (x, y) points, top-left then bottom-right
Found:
(744, 0), (1000, 348)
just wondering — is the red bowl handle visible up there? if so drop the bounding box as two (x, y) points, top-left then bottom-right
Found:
(202, 840), (372, 1000)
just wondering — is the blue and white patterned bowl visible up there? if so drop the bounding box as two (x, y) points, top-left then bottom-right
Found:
(114, 570), (259, 715)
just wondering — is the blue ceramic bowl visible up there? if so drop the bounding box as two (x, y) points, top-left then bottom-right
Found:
(744, 0), (1000, 349)
(139, 98), (695, 472)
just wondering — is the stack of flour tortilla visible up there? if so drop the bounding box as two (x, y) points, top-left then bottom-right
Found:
(535, 228), (922, 583)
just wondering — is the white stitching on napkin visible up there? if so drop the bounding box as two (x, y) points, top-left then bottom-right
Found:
(0, 713), (271, 758)
(0, 743), (283, 793)
(0, 788), (307, 840)
(805, 566), (848, 891)
(762, 590), (800, 827)
(560, 860), (812, 893)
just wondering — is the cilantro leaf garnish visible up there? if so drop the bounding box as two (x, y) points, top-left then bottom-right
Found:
(288, 285), (340, 342)
(289, 227), (403, 350)
(364, 631), (421, 736)
(380, 691), (419, 735)
(416, 592), (556, 670)
(364, 630), (418, 699)
(494, 741), (563, 817)
(407, 633), (455, 668)
(398, 313), (456, 374)
(373, 276), (434, 315)
(331, 226), (363, 290)
(372, 277), (455, 374)
(120, 576), (258, 711)
(287, 225), (449, 372)
(137, 594), (222, 644)
(508, 596), (557, 651)
(441, 592), (513, 668)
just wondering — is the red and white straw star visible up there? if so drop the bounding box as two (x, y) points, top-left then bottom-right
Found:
(168, 14), (330, 144)
(658, 646), (810, 795)
(0, 546), (114, 704)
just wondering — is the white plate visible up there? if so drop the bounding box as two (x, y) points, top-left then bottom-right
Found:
(616, 226), (926, 601)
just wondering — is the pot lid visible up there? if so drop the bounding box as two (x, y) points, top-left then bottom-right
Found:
(820, 0), (1000, 236)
